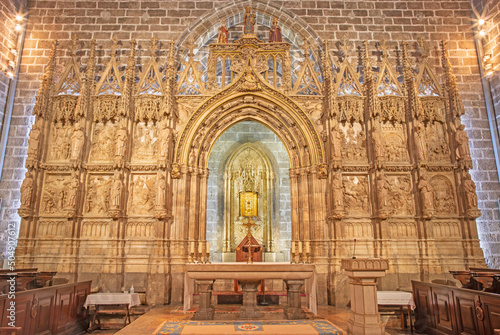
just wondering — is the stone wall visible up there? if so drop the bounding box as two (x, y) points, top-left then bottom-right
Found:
(2, 0), (500, 269)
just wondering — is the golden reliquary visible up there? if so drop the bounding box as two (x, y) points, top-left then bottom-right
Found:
(239, 191), (258, 217)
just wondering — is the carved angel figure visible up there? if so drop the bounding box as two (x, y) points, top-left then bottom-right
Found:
(218, 20), (229, 43)
(269, 17), (282, 42)
(20, 172), (34, 206)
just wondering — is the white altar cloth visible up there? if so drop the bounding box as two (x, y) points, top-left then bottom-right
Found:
(183, 262), (317, 315)
(83, 293), (141, 308)
(377, 291), (415, 309)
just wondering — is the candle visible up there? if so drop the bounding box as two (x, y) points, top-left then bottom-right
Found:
(190, 241), (195, 254)
(291, 241), (295, 253)
(305, 241), (310, 254)
(206, 241), (210, 254)
(198, 242), (203, 254)
(298, 241), (303, 254)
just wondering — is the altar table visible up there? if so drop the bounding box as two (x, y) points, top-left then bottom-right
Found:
(377, 291), (414, 331)
(184, 263), (317, 316)
(84, 293), (140, 331)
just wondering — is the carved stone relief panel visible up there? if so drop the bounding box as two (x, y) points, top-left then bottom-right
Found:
(127, 174), (156, 216)
(426, 123), (450, 163)
(340, 122), (367, 162)
(345, 220), (373, 238)
(84, 174), (112, 216)
(385, 174), (414, 216)
(342, 175), (370, 216)
(48, 123), (72, 162)
(389, 221), (417, 238)
(430, 175), (457, 215)
(383, 133), (408, 163)
(132, 122), (158, 162)
(81, 220), (111, 238)
(89, 122), (117, 162)
(40, 174), (71, 215)
(432, 221), (461, 238)
(37, 220), (67, 237)
(125, 220), (156, 238)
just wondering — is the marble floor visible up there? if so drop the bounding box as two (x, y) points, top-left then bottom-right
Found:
(82, 304), (414, 335)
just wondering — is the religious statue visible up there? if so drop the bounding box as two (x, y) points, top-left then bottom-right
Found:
(463, 174), (478, 208)
(217, 20), (229, 43)
(372, 128), (384, 160)
(20, 172), (34, 206)
(27, 123), (41, 158)
(243, 6), (256, 34)
(156, 173), (166, 207)
(418, 174), (434, 211)
(241, 68), (259, 90)
(414, 122), (427, 162)
(159, 122), (172, 158)
(65, 172), (79, 208)
(453, 124), (471, 160)
(70, 123), (85, 162)
(376, 171), (390, 211)
(269, 17), (282, 42)
(330, 123), (342, 159)
(171, 163), (181, 179)
(332, 173), (344, 209)
(110, 172), (123, 208)
(115, 122), (128, 159)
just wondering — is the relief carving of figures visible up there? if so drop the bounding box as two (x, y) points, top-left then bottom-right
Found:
(42, 176), (68, 214)
(387, 175), (414, 216)
(343, 176), (370, 215)
(85, 175), (111, 215)
(463, 174), (478, 209)
(240, 68), (260, 91)
(27, 123), (41, 159)
(128, 175), (155, 216)
(64, 172), (79, 208)
(430, 175), (456, 215)
(384, 133), (408, 162)
(413, 122), (427, 162)
(427, 123), (450, 162)
(418, 174), (434, 216)
(452, 123), (471, 161)
(217, 20), (229, 43)
(20, 172), (34, 207)
(49, 123), (71, 161)
(132, 123), (158, 161)
(243, 6), (256, 34)
(269, 18), (282, 42)
(110, 171), (123, 209)
(89, 122), (116, 162)
(341, 123), (367, 161)
(70, 122), (85, 166)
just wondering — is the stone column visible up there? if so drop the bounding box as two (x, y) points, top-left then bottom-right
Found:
(193, 279), (215, 320)
(284, 279), (306, 319)
(342, 258), (389, 335)
(238, 280), (261, 319)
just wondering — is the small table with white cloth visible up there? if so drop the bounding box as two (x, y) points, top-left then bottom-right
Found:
(83, 293), (141, 331)
(377, 291), (415, 331)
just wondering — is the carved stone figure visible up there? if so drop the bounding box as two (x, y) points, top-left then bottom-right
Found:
(372, 129), (384, 160)
(332, 173), (344, 209)
(463, 174), (478, 208)
(414, 123), (427, 161)
(218, 20), (229, 43)
(115, 122), (128, 159)
(20, 172), (34, 206)
(110, 172), (123, 208)
(27, 124), (41, 159)
(65, 172), (79, 208)
(90, 123), (116, 161)
(156, 174), (166, 207)
(377, 171), (390, 210)
(243, 6), (256, 34)
(269, 17), (282, 42)
(418, 174), (434, 211)
(330, 124), (341, 159)
(454, 124), (471, 160)
(241, 68), (259, 91)
(70, 123), (85, 162)
(159, 122), (172, 158)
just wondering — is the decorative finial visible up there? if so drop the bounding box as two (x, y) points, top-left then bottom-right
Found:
(150, 36), (158, 57)
(111, 36), (119, 56)
(186, 37), (195, 57)
(340, 35), (350, 56)
(379, 39), (388, 59)
(302, 41), (310, 58)
(417, 38), (430, 58)
(70, 35), (79, 57)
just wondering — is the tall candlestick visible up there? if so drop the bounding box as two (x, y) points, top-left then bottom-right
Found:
(198, 242), (203, 254)
(206, 241), (210, 254)
(291, 241), (295, 253)
(298, 241), (303, 254)
(190, 241), (195, 254)
(305, 241), (310, 254)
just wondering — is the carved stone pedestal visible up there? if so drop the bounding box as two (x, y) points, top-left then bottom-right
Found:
(342, 258), (389, 335)
(238, 280), (261, 319)
(284, 279), (306, 319)
(193, 279), (215, 320)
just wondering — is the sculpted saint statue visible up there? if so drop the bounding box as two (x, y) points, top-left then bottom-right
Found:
(453, 124), (471, 160)
(159, 122), (172, 157)
(377, 172), (390, 210)
(269, 17), (282, 42)
(20, 172), (34, 206)
(418, 174), (434, 210)
(70, 123), (85, 161)
(65, 172), (79, 208)
(115, 123), (128, 158)
(330, 124), (342, 159)
(243, 6), (256, 34)
(27, 123), (41, 158)
(217, 20), (229, 43)
(156, 174), (166, 206)
(372, 129), (384, 159)
(111, 172), (123, 208)
(332, 173), (344, 208)
(241, 68), (259, 90)
(463, 174), (478, 208)
(414, 123), (427, 161)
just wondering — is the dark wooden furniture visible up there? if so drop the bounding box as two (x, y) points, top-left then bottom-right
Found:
(236, 235), (262, 262)
(0, 281), (91, 335)
(412, 280), (500, 335)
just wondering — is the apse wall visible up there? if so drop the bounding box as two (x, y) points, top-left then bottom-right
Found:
(1, 0), (500, 268)
(206, 121), (291, 262)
